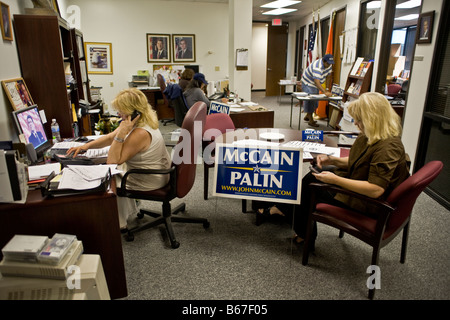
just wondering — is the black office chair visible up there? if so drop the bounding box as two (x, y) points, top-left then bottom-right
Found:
(117, 102), (210, 249)
(164, 83), (189, 127)
(157, 74), (175, 126)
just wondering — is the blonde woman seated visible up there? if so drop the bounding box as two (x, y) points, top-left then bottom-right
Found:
(67, 88), (171, 231)
(256, 92), (410, 248)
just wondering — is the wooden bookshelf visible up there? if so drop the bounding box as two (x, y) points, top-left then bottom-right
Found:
(328, 58), (373, 129)
(13, 15), (94, 138)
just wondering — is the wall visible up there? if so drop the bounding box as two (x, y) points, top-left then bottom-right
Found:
(0, 0), (32, 145)
(402, 0), (444, 169)
(61, 0), (229, 112)
(251, 23), (268, 90)
(287, 0), (361, 86)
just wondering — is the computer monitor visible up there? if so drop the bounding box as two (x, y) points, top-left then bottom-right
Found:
(12, 105), (51, 160)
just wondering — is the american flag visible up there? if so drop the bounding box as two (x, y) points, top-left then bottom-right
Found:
(307, 25), (316, 67)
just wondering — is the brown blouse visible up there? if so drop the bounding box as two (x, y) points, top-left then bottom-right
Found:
(334, 134), (410, 213)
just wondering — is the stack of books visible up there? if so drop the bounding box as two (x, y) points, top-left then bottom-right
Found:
(0, 234), (83, 280)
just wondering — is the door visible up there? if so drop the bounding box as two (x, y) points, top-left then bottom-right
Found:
(266, 24), (288, 96)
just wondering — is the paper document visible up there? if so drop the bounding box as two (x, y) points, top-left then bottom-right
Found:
(232, 139), (280, 147)
(58, 164), (119, 190)
(84, 146), (110, 158)
(28, 163), (61, 181)
(51, 141), (84, 149)
(239, 101), (258, 106)
(282, 141), (340, 156)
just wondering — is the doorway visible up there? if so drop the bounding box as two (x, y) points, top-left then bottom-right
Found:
(265, 24), (289, 96)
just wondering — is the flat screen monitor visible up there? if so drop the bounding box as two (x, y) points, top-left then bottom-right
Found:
(12, 105), (51, 160)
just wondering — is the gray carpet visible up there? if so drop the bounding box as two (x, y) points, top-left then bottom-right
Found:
(119, 92), (450, 300)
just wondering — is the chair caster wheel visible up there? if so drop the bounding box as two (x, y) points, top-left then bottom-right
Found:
(125, 233), (134, 242)
(203, 221), (210, 229)
(171, 241), (180, 249)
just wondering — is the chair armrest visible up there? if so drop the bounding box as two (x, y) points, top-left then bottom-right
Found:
(309, 182), (395, 216)
(120, 167), (176, 192)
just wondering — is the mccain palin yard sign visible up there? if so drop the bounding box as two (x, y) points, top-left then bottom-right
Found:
(212, 143), (303, 204)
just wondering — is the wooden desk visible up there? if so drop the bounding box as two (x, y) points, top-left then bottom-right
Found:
(290, 94), (342, 130)
(140, 87), (174, 121)
(229, 106), (274, 129)
(0, 183), (128, 299)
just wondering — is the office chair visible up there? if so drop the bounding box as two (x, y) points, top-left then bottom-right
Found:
(117, 102), (210, 249)
(157, 74), (175, 126)
(387, 83), (402, 98)
(164, 83), (189, 127)
(202, 113), (235, 200)
(302, 160), (443, 299)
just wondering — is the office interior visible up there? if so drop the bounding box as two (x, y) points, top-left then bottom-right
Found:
(0, 0), (449, 301)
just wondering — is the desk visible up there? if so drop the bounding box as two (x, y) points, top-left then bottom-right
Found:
(290, 94), (342, 130)
(229, 106), (274, 128)
(0, 181), (128, 299)
(278, 80), (297, 104)
(140, 87), (174, 121)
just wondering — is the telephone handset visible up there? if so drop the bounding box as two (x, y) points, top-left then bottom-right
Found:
(131, 110), (141, 120)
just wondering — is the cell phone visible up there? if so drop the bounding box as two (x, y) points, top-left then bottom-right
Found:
(309, 165), (320, 174)
(131, 110), (141, 120)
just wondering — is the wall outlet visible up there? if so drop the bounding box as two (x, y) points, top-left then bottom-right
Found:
(110, 82), (114, 87)
(215, 66), (220, 71)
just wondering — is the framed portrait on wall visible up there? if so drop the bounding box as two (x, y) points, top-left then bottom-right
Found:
(1, 78), (34, 111)
(416, 11), (434, 44)
(0, 1), (13, 41)
(147, 34), (171, 63)
(173, 34), (196, 63)
(85, 42), (113, 74)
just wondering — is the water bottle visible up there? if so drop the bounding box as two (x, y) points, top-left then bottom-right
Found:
(51, 118), (61, 143)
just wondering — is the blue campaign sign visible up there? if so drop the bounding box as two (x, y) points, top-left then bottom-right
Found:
(302, 129), (323, 142)
(212, 143), (303, 204)
(208, 101), (230, 115)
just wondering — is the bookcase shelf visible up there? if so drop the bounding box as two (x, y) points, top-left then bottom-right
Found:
(328, 58), (373, 130)
(13, 15), (94, 138)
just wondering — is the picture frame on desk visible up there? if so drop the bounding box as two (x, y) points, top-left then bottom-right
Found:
(1, 78), (34, 111)
(173, 34), (195, 63)
(147, 34), (171, 63)
(0, 1), (13, 41)
(416, 11), (434, 44)
(85, 42), (113, 74)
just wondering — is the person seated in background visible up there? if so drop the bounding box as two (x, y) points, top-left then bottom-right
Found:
(255, 92), (410, 248)
(183, 73), (210, 110)
(66, 88), (171, 232)
(178, 68), (195, 91)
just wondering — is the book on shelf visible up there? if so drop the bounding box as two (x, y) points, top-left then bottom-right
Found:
(0, 240), (83, 280)
(361, 61), (372, 77)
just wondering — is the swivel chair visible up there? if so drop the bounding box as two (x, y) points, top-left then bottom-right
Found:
(117, 102), (210, 249)
(164, 83), (189, 127)
(302, 161), (443, 299)
(202, 113), (235, 200)
(157, 74), (175, 126)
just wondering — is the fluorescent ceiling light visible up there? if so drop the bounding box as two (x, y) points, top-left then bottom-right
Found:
(396, 0), (421, 9)
(262, 8), (298, 15)
(395, 14), (419, 20)
(366, 1), (381, 9)
(261, 1), (301, 9)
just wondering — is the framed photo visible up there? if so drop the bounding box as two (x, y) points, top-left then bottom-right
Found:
(85, 42), (113, 74)
(1, 78), (34, 111)
(0, 1), (13, 41)
(173, 34), (196, 63)
(416, 11), (434, 44)
(147, 34), (171, 63)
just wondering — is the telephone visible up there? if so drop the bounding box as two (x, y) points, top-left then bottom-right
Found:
(131, 110), (141, 120)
